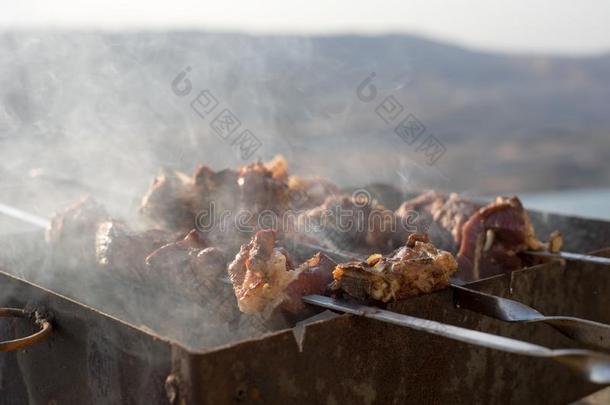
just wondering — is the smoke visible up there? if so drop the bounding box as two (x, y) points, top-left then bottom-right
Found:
(0, 30), (429, 353)
(0, 31), (428, 218)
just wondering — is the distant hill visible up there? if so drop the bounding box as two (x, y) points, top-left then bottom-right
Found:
(0, 31), (609, 221)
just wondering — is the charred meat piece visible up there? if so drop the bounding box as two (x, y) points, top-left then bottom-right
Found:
(396, 191), (479, 252)
(139, 155), (292, 240)
(95, 221), (178, 280)
(189, 165), (244, 249)
(395, 190), (445, 219)
(139, 168), (196, 231)
(457, 196), (562, 281)
(47, 196), (108, 245)
(287, 176), (340, 210)
(397, 192), (562, 281)
(190, 165), (240, 216)
(139, 164), (242, 233)
(430, 193), (480, 249)
(47, 196), (182, 276)
(282, 252), (336, 313)
(395, 190), (444, 223)
(46, 196), (110, 266)
(228, 230), (295, 315)
(237, 160), (290, 217)
(331, 234), (457, 302)
(145, 230), (231, 307)
(299, 195), (405, 253)
(228, 230), (336, 315)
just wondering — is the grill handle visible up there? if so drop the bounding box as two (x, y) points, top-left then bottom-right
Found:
(0, 308), (52, 352)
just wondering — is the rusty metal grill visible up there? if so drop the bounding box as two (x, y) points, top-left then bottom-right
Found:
(0, 207), (609, 404)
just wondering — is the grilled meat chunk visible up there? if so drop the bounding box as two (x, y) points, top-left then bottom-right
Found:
(331, 234), (457, 302)
(190, 165), (240, 214)
(396, 191), (479, 252)
(397, 192), (562, 281)
(145, 230), (232, 307)
(46, 196), (110, 266)
(299, 195), (405, 253)
(139, 168), (196, 231)
(457, 196), (562, 281)
(140, 156), (294, 243)
(95, 220), (178, 280)
(47, 196), (108, 245)
(139, 164), (243, 233)
(287, 176), (340, 210)
(235, 160), (290, 227)
(430, 193), (480, 249)
(282, 252), (336, 313)
(228, 230), (294, 315)
(228, 230), (335, 315)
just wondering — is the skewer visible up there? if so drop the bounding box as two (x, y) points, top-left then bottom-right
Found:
(3, 202), (610, 366)
(2, 201), (609, 343)
(291, 240), (610, 350)
(0, 203), (50, 229)
(525, 250), (610, 266)
(303, 294), (610, 384)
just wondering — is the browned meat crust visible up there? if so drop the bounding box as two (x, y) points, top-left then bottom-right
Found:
(287, 176), (340, 210)
(139, 168), (196, 230)
(228, 230), (294, 315)
(95, 220), (178, 280)
(190, 166), (240, 215)
(299, 195), (405, 253)
(331, 234), (457, 302)
(139, 156), (296, 245)
(282, 253), (336, 313)
(46, 196), (110, 266)
(145, 230), (230, 307)
(235, 161), (290, 227)
(46, 196), (108, 245)
(431, 193), (480, 248)
(228, 230), (335, 315)
(395, 191), (479, 252)
(457, 196), (562, 281)
(397, 193), (563, 281)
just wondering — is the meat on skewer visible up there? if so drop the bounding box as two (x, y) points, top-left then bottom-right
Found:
(228, 230), (457, 315)
(396, 192), (562, 280)
(96, 220), (178, 280)
(331, 233), (458, 302)
(297, 195), (407, 254)
(46, 196), (110, 266)
(47, 197), (231, 299)
(395, 191), (480, 253)
(145, 229), (234, 313)
(457, 196), (562, 280)
(227, 229), (336, 316)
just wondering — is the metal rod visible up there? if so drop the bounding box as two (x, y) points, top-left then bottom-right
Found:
(303, 294), (610, 384)
(294, 239), (610, 269)
(525, 250), (610, 266)
(0, 203), (50, 229)
(303, 295), (548, 354)
(292, 239), (610, 349)
(453, 284), (610, 350)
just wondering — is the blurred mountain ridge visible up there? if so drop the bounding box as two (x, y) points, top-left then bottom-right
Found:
(0, 30), (608, 218)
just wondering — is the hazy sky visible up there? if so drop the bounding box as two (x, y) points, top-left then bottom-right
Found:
(2, 0), (610, 55)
